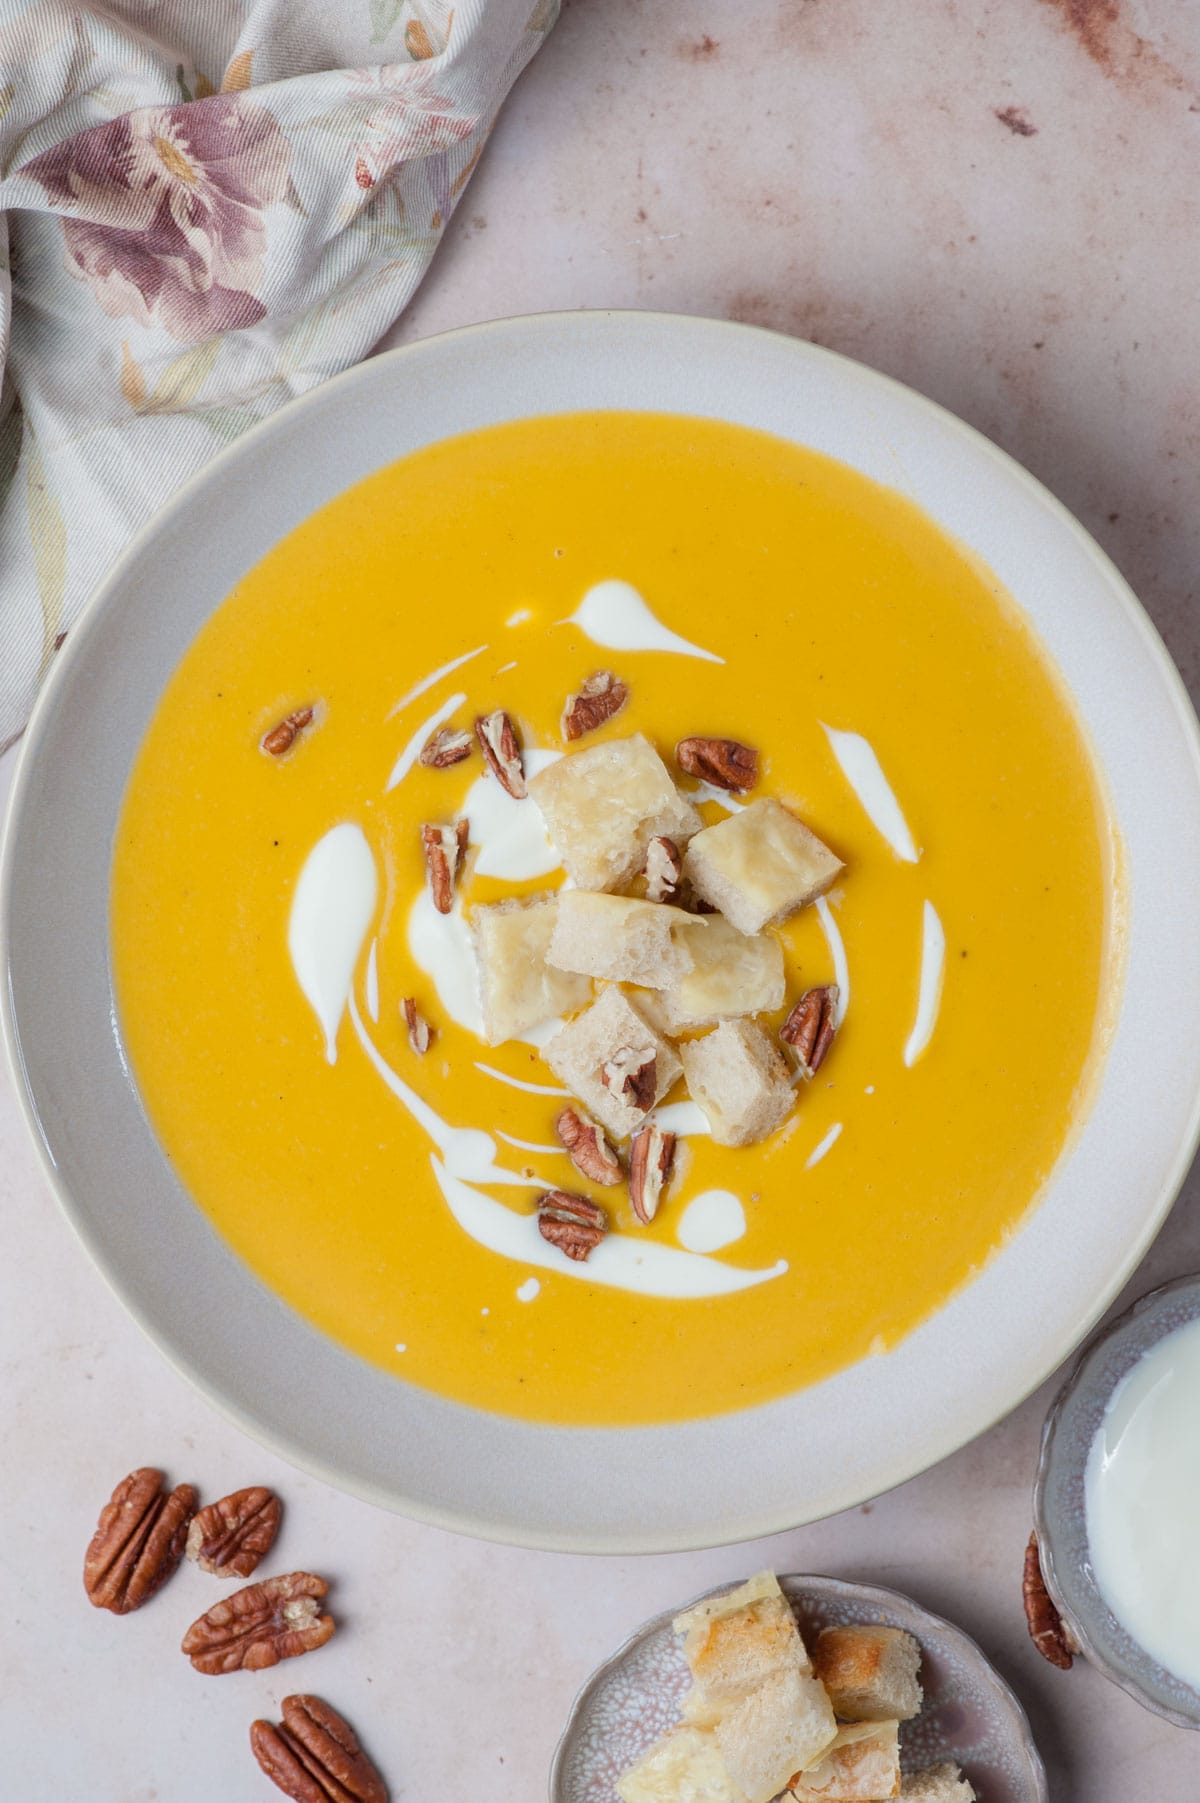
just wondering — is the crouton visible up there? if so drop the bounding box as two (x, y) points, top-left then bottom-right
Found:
(789, 1720), (901, 1800)
(472, 894), (592, 1045)
(530, 734), (701, 892)
(616, 1725), (741, 1803)
(684, 798), (842, 935)
(679, 1020), (795, 1147)
(543, 986), (682, 1140)
(548, 891), (693, 988)
(676, 1572), (812, 1727)
(663, 914), (785, 1029)
(899, 1764), (976, 1802)
(714, 1665), (838, 1803)
(813, 1625), (923, 1724)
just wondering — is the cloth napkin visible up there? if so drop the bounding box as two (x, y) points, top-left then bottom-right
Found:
(0, 0), (557, 753)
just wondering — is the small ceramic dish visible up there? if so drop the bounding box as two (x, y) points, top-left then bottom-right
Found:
(1034, 1272), (1200, 1728)
(549, 1572), (1047, 1802)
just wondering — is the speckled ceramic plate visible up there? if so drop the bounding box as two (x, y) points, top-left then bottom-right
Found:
(550, 1573), (1047, 1802)
(1034, 1272), (1200, 1728)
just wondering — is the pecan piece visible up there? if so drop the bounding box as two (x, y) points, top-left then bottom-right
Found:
(421, 818), (468, 915)
(1023, 1532), (1074, 1670)
(262, 707), (316, 758)
(644, 835), (682, 904)
(601, 1044), (658, 1114)
(780, 984), (840, 1078)
(537, 1191), (607, 1262)
(629, 1124), (677, 1225)
(182, 1571), (335, 1675)
(475, 710), (527, 798)
(403, 997), (433, 1054)
(562, 671), (629, 741)
(84, 1467), (197, 1614)
(186, 1485), (281, 1580)
(556, 1106), (623, 1186)
(251, 1694), (388, 1803)
(419, 724), (473, 769)
(676, 735), (758, 793)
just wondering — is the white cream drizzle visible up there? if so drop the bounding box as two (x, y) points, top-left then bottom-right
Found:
(904, 900), (946, 1068)
(464, 747), (561, 879)
(288, 824), (378, 1064)
(687, 780), (746, 813)
(815, 896), (849, 1027)
(677, 1190), (747, 1253)
(805, 1122), (843, 1169)
(566, 580), (724, 663)
(407, 892), (484, 1038)
(365, 938), (380, 1024)
(822, 725), (919, 863)
(475, 1062), (570, 1097)
(516, 1276), (541, 1302)
(385, 691), (467, 793)
(496, 1131), (566, 1156)
(506, 608), (531, 627)
(389, 645), (486, 717)
(652, 1100), (712, 1138)
(432, 1159), (785, 1299)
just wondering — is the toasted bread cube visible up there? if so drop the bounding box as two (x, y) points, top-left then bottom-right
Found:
(472, 895), (592, 1046)
(548, 891), (693, 989)
(680, 1020), (795, 1147)
(684, 798), (842, 935)
(813, 1625), (923, 1724)
(676, 1571), (812, 1728)
(790, 1721), (901, 1800)
(663, 914), (785, 1029)
(616, 1726), (741, 1803)
(530, 734), (702, 892)
(714, 1665), (837, 1803)
(543, 986), (682, 1139)
(900, 1765), (976, 1802)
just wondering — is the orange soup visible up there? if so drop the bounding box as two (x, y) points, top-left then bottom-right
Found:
(110, 412), (1118, 1425)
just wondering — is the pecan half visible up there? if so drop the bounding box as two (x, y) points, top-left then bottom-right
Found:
(780, 984), (839, 1078)
(629, 1124), (677, 1225)
(421, 818), (468, 915)
(262, 707), (315, 758)
(556, 1106), (623, 1186)
(644, 835), (682, 904)
(1023, 1532), (1074, 1670)
(84, 1467), (197, 1614)
(562, 671), (629, 742)
(403, 998), (433, 1055)
(186, 1486), (281, 1580)
(182, 1571), (335, 1675)
(676, 735), (758, 792)
(251, 1694), (388, 1803)
(601, 1045), (658, 1114)
(419, 723), (473, 769)
(537, 1191), (607, 1262)
(475, 710), (526, 798)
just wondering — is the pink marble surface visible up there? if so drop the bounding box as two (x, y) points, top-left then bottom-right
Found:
(4, 2), (1200, 1796)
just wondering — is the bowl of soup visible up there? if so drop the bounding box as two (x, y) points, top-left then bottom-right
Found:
(4, 311), (1199, 1549)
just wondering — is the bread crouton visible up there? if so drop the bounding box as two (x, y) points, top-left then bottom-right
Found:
(899, 1764), (976, 1801)
(548, 891), (693, 989)
(543, 986), (682, 1140)
(789, 1720), (901, 1800)
(616, 1725), (740, 1803)
(472, 895), (592, 1045)
(675, 1572), (812, 1727)
(813, 1625), (923, 1724)
(683, 798), (842, 935)
(679, 1020), (795, 1147)
(530, 735), (701, 892)
(714, 1666), (837, 1803)
(663, 914), (785, 1029)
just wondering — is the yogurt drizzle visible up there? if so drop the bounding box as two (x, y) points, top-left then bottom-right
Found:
(904, 901), (946, 1067)
(566, 580), (724, 664)
(822, 725), (919, 863)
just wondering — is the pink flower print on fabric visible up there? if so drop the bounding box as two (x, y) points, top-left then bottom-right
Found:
(26, 96), (292, 341)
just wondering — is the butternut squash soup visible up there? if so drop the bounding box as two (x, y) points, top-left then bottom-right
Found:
(110, 412), (1118, 1426)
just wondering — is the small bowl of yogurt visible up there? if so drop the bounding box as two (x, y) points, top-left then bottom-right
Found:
(1034, 1273), (1200, 1727)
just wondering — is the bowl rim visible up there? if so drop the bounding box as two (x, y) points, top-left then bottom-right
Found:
(1033, 1270), (1200, 1730)
(547, 1569), (1049, 1801)
(4, 308), (1200, 1552)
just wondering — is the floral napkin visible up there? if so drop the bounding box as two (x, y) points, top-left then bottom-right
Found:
(0, 0), (557, 753)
